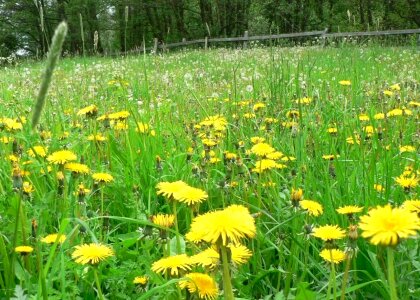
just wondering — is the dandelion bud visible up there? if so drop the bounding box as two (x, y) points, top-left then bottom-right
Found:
(31, 219), (38, 239)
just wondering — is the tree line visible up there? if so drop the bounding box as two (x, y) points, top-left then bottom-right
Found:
(0, 0), (419, 57)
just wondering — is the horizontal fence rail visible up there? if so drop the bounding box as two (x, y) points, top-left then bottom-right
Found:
(123, 28), (420, 55)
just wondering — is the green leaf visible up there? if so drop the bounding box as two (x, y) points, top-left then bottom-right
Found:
(11, 285), (27, 300)
(295, 282), (317, 300)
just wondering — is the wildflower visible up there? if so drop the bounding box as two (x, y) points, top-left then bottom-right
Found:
(339, 80), (351, 86)
(133, 276), (148, 285)
(230, 244), (252, 265)
(291, 188), (304, 203)
(374, 184), (385, 192)
(319, 249), (346, 264)
(399, 145), (416, 153)
(190, 248), (220, 269)
(151, 214), (175, 228)
(408, 101), (420, 107)
(327, 127), (338, 134)
(179, 273), (218, 300)
(266, 151), (284, 160)
(41, 234), (66, 244)
(186, 205), (256, 245)
(374, 113), (385, 120)
(252, 159), (286, 173)
(322, 154), (339, 160)
(395, 174), (418, 190)
(359, 204), (420, 246)
(346, 135), (361, 145)
(358, 114), (370, 121)
(136, 122), (155, 136)
(253, 102), (266, 111)
(295, 97), (312, 105)
(15, 246), (34, 254)
(108, 110), (130, 120)
(87, 134), (107, 142)
(47, 150), (77, 165)
(383, 90), (393, 96)
(390, 83), (400, 91)
(92, 172), (114, 183)
(286, 110), (300, 118)
(250, 136), (265, 144)
(22, 181), (34, 195)
(402, 200), (420, 214)
(176, 186), (208, 206)
(77, 104), (98, 117)
(156, 181), (189, 200)
(250, 143), (275, 157)
(71, 243), (114, 265)
(336, 205), (363, 215)
(300, 200), (323, 216)
(312, 225), (346, 241)
(386, 108), (412, 117)
(65, 163), (90, 175)
(27, 146), (47, 158)
(151, 254), (192, 276)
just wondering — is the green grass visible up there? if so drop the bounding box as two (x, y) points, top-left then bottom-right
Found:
(0, 45), (419, 299)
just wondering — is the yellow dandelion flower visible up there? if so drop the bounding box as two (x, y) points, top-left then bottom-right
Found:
(77, 104), (98, 117)
(47, 150), (77, 165)
(266, 151), (284, 160)
(346, 135), (361, 145)
(186, 205), (256, 246)
(358, 114), (370, 121)
(312, 225), (346, 241)
(151, 214), (175, 228)
(327, 127), (338, 134)
(374, 113), (385, 120)
(190, 247), (219, 269)
(286, 110), (300, 118)
(151, 254), (192, 276)
(22, 181), (34, 194)
(250, 136), (265, 144)
(133, 276), (148, 285)
(395, 174), (418, 190)
(27, 146), (47, 158)
(250, 143), (275, 156)
(92, 172), (114, 183)
(71, 243), (114, 265)
(230, 244), (252, 265)
(291, 188), (303, 202)
(253, 102), (266, 111)
(336, 205), (363, 215)
(156, 181), (189, 199)
(402, 200), (420, 213)
(179, 273), (218, 300)
(408, 101), (420, 107)
(374, 184), (385, 192)
(15, 246), (34, 254)
(295, 97), (312, 105)
(399, 145), (416, 153)
(300, 200), (323, 216)
(175, 186), (208, 206)
(319, 249), (346, 264)
(322, 154), (340, 160)
(252, 159), (286, 173)
(41, 234), (66, 244)
(390, 83), (400, 91)
(383, 90), (393, 96)
(65, 163), (90, 175)
(359, 204), (420, 246)
(87, 134), (107, 142)
(339, 80), (351, 86)
(386, 108), (412, 117)
(108, 110), (130, 120)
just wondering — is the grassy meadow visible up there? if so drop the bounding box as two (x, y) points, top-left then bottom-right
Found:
(0, 45), (419, 299)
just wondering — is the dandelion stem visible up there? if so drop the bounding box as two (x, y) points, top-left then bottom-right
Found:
(93, 267), (104, 300)
(220, 245), (234, 300)
(387, 247), (398, 300)
(340, 254), (352, 300)
(172, 201), (182, 254)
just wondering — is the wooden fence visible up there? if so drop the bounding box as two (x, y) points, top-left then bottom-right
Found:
(125, 28), (420, 55)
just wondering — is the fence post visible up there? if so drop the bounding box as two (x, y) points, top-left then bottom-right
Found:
(153, 38), (158, 54)
(205, 36), (208, 50)
(243, 31), (249, 49)
(321, 28), (328, 47)
(182, 38), (186, 50)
